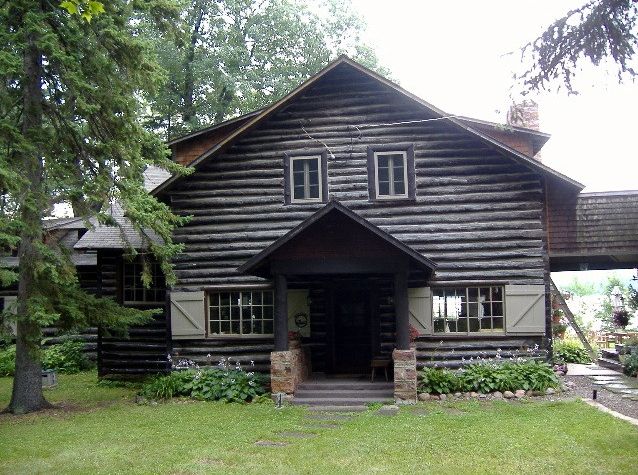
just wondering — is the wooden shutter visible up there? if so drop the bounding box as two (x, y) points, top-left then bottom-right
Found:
(170, 291), (206, 339)
(287, 289), (310, 337)
(2, 296), (17, 336)
(408, 287), (432, 335)
(505, 285), (546, 334)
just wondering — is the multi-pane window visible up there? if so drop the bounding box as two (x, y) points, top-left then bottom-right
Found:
(208, 290), (274, 335)
(123, 260), (166, 305)
(290, 156), (322, 202)
(374, 151), (408, 198)
(433, 286), (504, 333)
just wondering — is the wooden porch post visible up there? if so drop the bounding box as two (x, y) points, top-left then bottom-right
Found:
(394, 271), (409, 350)
(274, 274), (289, 351)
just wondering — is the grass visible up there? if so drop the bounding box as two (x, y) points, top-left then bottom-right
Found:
(0, 373), (637, 474)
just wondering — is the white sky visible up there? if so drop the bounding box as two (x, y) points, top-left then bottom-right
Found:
(350, 0), (638, 192)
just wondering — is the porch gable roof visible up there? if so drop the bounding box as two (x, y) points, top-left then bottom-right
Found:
(237, 200), (437, 277)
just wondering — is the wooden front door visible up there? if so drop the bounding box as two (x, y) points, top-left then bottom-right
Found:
(332, 287), (372, 373)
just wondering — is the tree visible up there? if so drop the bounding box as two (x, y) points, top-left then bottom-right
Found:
(0, 0), (186, 414)
(563, 276), (598, 297)
(142, 0), (387, 140)
(594, 275), (637, 331)
(519, 0), (638, 93)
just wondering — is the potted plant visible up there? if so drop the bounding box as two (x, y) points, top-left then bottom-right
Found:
(409, 324), (420, 349)
(288, 331), (301, 349)
(613, 309), (631, 330)
(552, 322), (567, 339)
(552, 309), (563, 324)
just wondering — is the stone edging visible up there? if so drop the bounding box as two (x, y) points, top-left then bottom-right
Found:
(582, 399), (638, 427)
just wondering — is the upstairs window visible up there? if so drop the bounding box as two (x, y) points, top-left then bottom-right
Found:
(367, 145), (415, 200)
(284, 152), (328, 204)
(292, 156), (321, 201)
(375, 151), (407, 198)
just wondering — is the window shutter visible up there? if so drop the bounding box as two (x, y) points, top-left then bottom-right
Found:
(2, 296), (17, 336)
(505, 285), (546, 334)
(408, 287), (432, 335)
(287, 289), (310, 337)
(283, 154), (291, 204)
(170, 291), (206, 339)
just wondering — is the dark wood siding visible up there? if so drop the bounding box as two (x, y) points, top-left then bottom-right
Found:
(167, 65), (546, 290)
(97, 250), (170, 378)
(547, 182), (638, 270)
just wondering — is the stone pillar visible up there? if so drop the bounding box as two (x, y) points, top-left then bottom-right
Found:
(270, 345), (311, 396)
(393, 348), (417, 404)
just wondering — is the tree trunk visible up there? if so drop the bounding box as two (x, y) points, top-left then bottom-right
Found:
(181, 3), (205, 127)
(7, 11), (50, 414)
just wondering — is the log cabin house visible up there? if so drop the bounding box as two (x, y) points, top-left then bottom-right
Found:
(70, 56), (638, 403)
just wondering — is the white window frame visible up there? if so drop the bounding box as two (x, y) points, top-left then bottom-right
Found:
(374, 151), (409, 199)
(289, 155), (322, 203)
(208, 290), (275, 336)
(432, 286), (506, 335)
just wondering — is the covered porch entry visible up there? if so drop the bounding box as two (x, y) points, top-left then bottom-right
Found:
(237, 201), (436, 402)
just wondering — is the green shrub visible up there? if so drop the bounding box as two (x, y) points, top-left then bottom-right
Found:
(502, 360), (560, 391)
(622, 353), (638, 377)
(418, 367), (461, 394)
(139, 365), (267, 403)
(0, 345), (15, 376)
(418, 360), (560, 395)
(553, 340), (591, 364)
(459, 362), (504, 393)
(0, 340), (93, 376)
(42, 340), (94, 374)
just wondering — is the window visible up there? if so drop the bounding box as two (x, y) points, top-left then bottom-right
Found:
(432, 286), (504, 334)
(284, 152), (328, 204)
(367, 145), (415, 200)
(375, 151), (407, 198)
(123, 259), (166, 305)
(208, 290), (274, 335)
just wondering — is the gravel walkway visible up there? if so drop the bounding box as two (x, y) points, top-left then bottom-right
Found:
(561, 374), (638, 421)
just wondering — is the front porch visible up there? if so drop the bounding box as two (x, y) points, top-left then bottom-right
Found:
(237, 201), (436, 403)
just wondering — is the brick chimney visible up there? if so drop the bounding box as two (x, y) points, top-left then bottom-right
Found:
(507, 100), (539, 131)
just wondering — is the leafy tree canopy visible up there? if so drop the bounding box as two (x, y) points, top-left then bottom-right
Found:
(0, 0), (187, 413)
(519, 0), (638, 93)
(142, 0), (388, 140)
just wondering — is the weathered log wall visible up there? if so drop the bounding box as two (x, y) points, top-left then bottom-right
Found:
(547, 181), (638, 270)
(96, 251), (170, 378)
(167, 65), (547, 289)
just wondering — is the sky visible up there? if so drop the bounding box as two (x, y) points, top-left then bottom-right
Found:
(349, 0), (638, 192)
(349, 0), (637, 290)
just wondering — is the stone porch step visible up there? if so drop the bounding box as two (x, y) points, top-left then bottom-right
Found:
(305, 405), (369, 412)
(295, 389), (394, 399)
(597, 357), (624, 372)
(297, 381), (394, 391)
(292, 397), (393, 406)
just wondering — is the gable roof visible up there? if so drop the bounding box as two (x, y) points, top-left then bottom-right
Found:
(237, 200), (437, 276)
(153, 56), (583, 195)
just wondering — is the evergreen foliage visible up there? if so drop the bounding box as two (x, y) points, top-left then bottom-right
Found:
(520, 0), (638, 93)
(0, 0), (187, 413)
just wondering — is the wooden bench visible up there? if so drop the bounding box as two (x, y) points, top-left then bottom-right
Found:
(371, 357), (391, 382)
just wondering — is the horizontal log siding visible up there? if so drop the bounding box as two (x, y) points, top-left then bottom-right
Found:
(97, 250), (170, 378)
(548, 184), (638, 255)
(168, 67), (546, 289)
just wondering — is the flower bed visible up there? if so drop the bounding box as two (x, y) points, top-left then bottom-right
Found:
(418, 359), (560, 400)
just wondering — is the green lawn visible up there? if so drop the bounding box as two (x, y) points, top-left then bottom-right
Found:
(0, 373), (636, 474)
